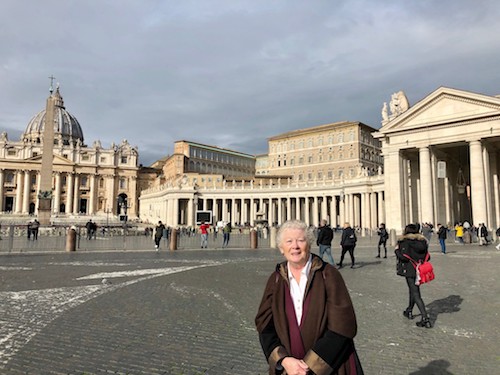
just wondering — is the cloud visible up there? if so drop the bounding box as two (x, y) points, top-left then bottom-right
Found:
(1, 0), (499, 166)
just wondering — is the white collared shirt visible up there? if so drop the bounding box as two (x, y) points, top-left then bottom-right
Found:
(287, 255), (312, 325)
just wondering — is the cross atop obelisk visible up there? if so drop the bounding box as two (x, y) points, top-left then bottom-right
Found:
(38, 78), (57, 225)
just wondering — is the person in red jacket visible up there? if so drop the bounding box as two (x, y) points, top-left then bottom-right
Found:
(199, 221), (210, 248)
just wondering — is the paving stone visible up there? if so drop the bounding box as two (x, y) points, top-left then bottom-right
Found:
(0, 237), (498, 374)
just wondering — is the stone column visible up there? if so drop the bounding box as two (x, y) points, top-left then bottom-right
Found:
(187, 198), (194, 226)
(321, 196), (327, 223)
(15, 171), (23, 213)
(66, 173), (74, 214)
(286, 197), (291, 221)
(22, 171), (30, 213)
(305, 197), (310, 225)
(54, 172), (61, 213)
(378, 192), (385, 225)
(89, 174), (96, 215)
(277, 198), (282, 225)
(172, 198), (179, 227)
(295, 197), (301, 221)
(312, 196), (318, 227)
(0, 169), (4, 212)
(483, 147), (493, 227)
(419, 147), (434, 224)
(73, 175), (80, 214)
(330, 196), (337, 227)
(491, 152), (500, 228)
(231, 198), (236, 225)
(469, 140), (487, 224)
(444, 175), (451, 226)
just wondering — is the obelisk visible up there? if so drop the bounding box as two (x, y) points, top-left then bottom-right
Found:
(37, 78), (56, 225)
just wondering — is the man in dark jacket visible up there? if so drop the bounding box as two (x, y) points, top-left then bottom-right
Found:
(437, 223), (448, 254)
(376, 223), (389, 258)
(338, 222), (357, 269)
(316, 219), (335, 265)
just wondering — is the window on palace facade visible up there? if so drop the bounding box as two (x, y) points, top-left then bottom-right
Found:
(318, 171), (323, 179)
(299, 156), (304, 165)
(6, 172), (14, 183)
(308, 139), (313, 148)
(81, 176), (88, 187)
(349, 168), (354, 177)
(350, 151), (354, 158)
(328, 135), (333, 144)
(31, 175), (36, 185)
(100, 156), (106, 163)
(308, 156), (313, 163)
(99, 178), (104, 188)
(290, 158), (295, 166)
(327, 171), (333, 179)
(339, 152), (343, 159)
(329, 154), (333, 161)
(290, 142), (295, 150)
(349, 130), (355, 141)
(338, 133), (344, 142)
(82, 154), (90, 161)
(298, 174), (303, 180)
(338, 170), (344, 178)
(318, 137), (323, 145)
(119, 178), (127, 189)
(308, 172), (313, 180)
(7, 149), (16, 156)
(121, 156), (128, 164)
(299, 140), (304, 148)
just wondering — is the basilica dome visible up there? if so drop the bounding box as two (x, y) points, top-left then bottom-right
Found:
(23, 86), (84, 145)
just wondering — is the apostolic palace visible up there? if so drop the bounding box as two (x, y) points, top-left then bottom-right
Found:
(1, 84), (500, 234)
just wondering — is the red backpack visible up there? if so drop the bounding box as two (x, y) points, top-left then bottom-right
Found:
(403, 253), (435, 285)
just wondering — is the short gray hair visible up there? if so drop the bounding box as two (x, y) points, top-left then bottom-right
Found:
(276, 220), (315, 248)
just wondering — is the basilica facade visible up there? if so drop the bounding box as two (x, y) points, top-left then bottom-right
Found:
(0, 86), (139, 223)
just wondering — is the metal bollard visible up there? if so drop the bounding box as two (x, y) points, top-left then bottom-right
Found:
(169, 228), (178, 251)
(66, 226), (77, 252)
(250, 229), (258, 249)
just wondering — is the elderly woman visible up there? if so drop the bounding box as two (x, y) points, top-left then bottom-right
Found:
(255, 220), (363, 375)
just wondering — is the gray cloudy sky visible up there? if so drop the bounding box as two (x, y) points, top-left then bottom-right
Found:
(1, 0), (500, 166)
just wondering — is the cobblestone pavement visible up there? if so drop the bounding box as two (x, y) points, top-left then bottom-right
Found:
(0, 237), (499, 374)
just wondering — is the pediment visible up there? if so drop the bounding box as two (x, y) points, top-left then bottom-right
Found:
(28, 154), (75, 166)
(380, 87), (500, 133)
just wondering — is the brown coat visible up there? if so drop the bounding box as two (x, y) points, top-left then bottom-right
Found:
(255, 254), (360, 375)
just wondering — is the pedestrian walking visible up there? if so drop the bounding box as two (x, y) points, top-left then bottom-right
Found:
(316, 219), (335, 265)
(200, 221), (210, 248)
(255, 220), (363, 375)
(437, 223), (447, 254)
(222, 222), (231, 248)
(478, 223), (489, 246)
(338, 222), (357, 269)
(31, 219), (40, 240)
(154, 221), (165, 251)
(376, 223), (389, 258)
(395, 224), (432, 328)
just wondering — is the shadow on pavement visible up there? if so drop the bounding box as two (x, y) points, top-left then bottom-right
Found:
(409, 359), (454, 375)
(427, 294), (463, 325)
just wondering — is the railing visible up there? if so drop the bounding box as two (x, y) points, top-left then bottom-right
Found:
(0, 225), (271, 253)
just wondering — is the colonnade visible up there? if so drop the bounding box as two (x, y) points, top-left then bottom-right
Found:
(0, 169), (125, 216)
(140, 181), (385, 233)
(384, 139), (500, 231)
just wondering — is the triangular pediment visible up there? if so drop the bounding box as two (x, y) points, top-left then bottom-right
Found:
(28, 154), (75, 166)
(380, 87), (500, 133)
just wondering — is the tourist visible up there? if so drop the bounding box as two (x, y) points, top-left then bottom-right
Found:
(154, 221), (165, 251)
(255, 220), (363, 375)
(31, 219), (40, 240)
(316, 219), (335, 265)
(338, 222), (357, 269)
(199, 221), (210, 248)
(437, 223), (447, 254)
(222, 222), (231, 248)
(454, 222), (464, 244)
(376, 223), (389, 258)
(395, 224), (432, 328)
